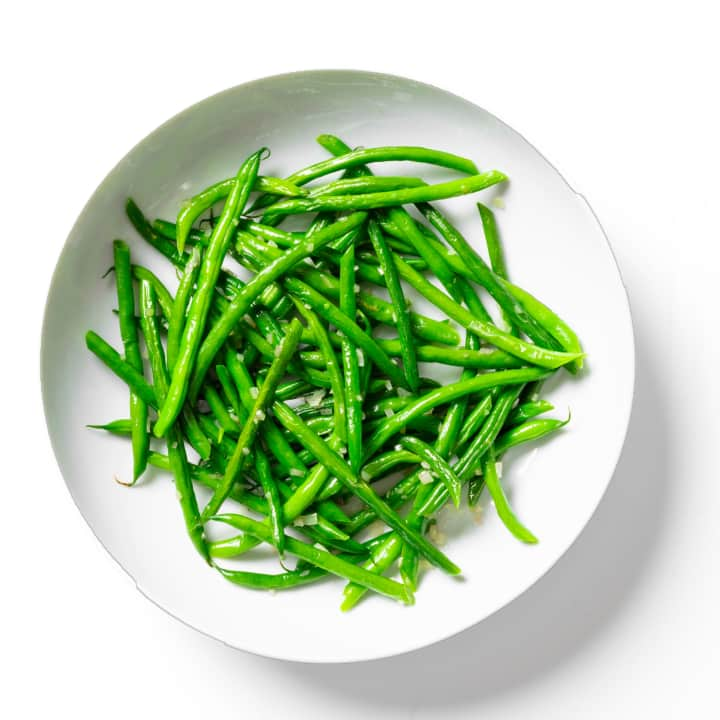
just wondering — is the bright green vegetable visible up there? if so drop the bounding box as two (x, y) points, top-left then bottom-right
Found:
(202, 318), (303, 520)
(154, 150), (264, 437)
(87, 136), (585, 611)
(113, 240), (149, 483)
(138, 280), (208, 561)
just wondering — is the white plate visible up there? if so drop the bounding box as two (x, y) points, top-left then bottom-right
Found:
(41, 70), (634, 663)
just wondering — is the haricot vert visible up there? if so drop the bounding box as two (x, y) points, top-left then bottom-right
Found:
(86, 136), (585, 610)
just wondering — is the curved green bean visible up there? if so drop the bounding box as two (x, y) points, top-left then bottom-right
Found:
(261, 171), (508, 221)
(154, 150), (264, 437)
(495, 416), (570, 456)
(293, 300), (346, 442)
(507, 400), (554, 427)
(481, 447), (538, 543)
(499, 277), (584, 372)
(417, 203), (561, 349)
(175, 174), (307, 253)
(87, 418), (132, 435)
(456, 394), (494, 448)
(217, 564), (330, 591)
(392, 255), (583, 369)
(367, 218), (419, 392)
(113, 240), (148, 483)
(167, 244), (202, 370)
(253, 446), (285, 555)
(338, 243), (363, 472)
(85, 331), (156, 406)
(399, 436), (463, 508)
(138, 280), (208, 561)
(308, 175), (426, 197)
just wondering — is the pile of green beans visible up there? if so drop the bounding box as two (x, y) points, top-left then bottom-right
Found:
(86, 135), (584, 610)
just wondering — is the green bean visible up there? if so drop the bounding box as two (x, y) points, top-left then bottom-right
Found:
(340, 535), (405, 611)
(215, 365), (244, 421)
(225, 349), (307, 477)
(273, 401), (461, 576)
(495, 416), (570, 456)
(202, 318), (302, 520)
(366, 395), (414, 418)
(456, 394), (494, 448)
(130, 265), (174, 320)
(435, 333), (482, 457)
(364, 367), (549, 458)
(399, 519), (426, 593)
(175, 173), (307, 253)
(373, 339), (524, 370)
(499, 277), (584, 372)
(154, 150), (264, 438)
(261, 171), (507, 221)
(283, 277), (408, 390)
(113, 240), (148, 483)
(392, 255), (583, 369)
(189, 212), (367, 399)
(293, 301), (346, 442)
(250, 140), (479, 212)
(128, 256), (213, 459)
(482, 447), (538, 543)
(308, 175), (426, 197)
(338, 243), (363, 472)
(463, 388), (524, 507)
(204, 384), (241, 434)
(359, 449), (420, 482)
(296, 416), (334, 436)
(301, 141), (478, 181)
(282, 435), (342, 520)
(85, 331), (156, 406)
(417, 204), (560, 349)
(399, 436), (462, 508)
(127, 198), (185, 267)
(352, 256), (423, 288)
(385, 208), (458, 294)
(138, 280), (208, 561)
(367, 218), (419, 391)
(167, 245), (202, 370)
(216, 564), (330, 591)
(507, 400), (554, 426)
(363, 414), (444, 442)
(212, 513), (412, 604)
(87, 418), (132, 435)
(276, 379), (314, 401)
(477, 202), (509, 279)
(181, 407), (213, 460)
(253, 446), (285, 555)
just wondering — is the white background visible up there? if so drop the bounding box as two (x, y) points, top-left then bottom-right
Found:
(3, 1), (719, 717)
